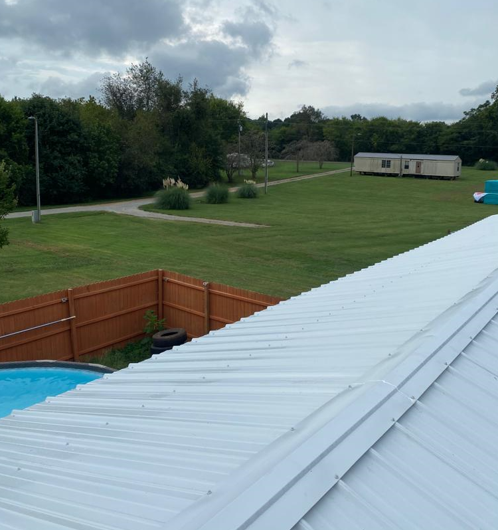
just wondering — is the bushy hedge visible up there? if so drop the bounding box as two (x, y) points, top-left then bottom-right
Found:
(155, 187), (191, 210)
(475, 159), (498, 171)
(205, 184), (229, 204)
(237, 182), (259, 199)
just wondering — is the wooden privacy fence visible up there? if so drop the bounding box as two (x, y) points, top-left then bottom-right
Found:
(0, 270), (283, 363)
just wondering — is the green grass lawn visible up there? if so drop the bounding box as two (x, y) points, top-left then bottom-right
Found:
(1, 167), (495, 304)
(222, 160), (350, 186)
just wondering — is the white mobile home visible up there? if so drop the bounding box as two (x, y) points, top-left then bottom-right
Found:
(354, 152), (462, 179)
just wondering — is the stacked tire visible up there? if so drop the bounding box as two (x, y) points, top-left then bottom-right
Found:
(150, 328), (187, 355)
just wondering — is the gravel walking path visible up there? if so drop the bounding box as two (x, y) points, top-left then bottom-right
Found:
(7, 168), (349, 227)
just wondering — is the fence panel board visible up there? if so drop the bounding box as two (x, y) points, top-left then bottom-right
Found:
(0, 269), (283, 363)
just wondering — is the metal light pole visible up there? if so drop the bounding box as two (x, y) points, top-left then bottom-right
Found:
(28, 116), (41, 223)
(238, 119), (242, 177)
(264, 113), (269, 194)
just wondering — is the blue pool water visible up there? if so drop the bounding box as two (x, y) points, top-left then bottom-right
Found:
(0, 368), (103, 419)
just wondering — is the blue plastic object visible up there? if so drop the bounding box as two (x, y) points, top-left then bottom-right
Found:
(484, 180), (498, 193)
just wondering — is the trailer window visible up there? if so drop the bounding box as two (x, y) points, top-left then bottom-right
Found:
(457, 163), (460, 171)
(382, 160), (391, 169)
(404, 161), (410, 170)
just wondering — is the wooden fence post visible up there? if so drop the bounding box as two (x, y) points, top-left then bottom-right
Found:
(203, 282), (210, 334)
(67, 289), (79, 361)
(157, 269), (164, 321)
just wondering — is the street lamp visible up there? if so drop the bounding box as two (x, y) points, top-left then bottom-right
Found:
(350, 132), (361, 176)
(28, 116), (41, 223)
(238, 119), (242, 177)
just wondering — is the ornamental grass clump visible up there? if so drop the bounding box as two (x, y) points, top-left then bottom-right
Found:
(155, 187), (191, 210)
(155, 177), (191, 210)
(237, 180), (259, 199)
(205, 184), (229, 204)
(475, 159), (498, 171)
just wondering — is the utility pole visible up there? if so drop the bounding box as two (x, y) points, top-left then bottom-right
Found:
(350, 132), (360, 176)
(264, 113), (269, 194)
(238, 119), (242, 177)
(28, 116), (41, 223)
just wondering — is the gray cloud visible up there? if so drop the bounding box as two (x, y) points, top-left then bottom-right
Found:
(321, 101), (475, 122)
(288, 59), (308, 69)
(150, 1), (277, 97)
(151, 40), (252, 97)
(222, 3), (276, 56)
(459, 80), (497, 97)
(0, 0), (185, 56)
(0, 0), (277, 101)
(223, 19), (273, 55)
(39, 72), (105, 100)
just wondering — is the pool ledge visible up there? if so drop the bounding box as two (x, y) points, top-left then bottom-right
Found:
(0, 360), (115, 374)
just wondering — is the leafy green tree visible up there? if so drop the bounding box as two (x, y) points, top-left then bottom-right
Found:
(101, 59), (164, 120)
(307, 141), (338, 168)
(117, 111), (163, 195)
(208, 96), (244, 143)
(18, 95), (87, 205)
(241, 130), (265, 179)
(170, 81), (224, 187)
(282, 139), (312, 172)
(223, 142), (239, 183)
(0, 96), (29, 195)
(78, 98), (120, 197)
(0, 161), (17, 249)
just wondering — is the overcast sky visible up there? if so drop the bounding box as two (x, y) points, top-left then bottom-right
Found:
(0, 0), (496, 121)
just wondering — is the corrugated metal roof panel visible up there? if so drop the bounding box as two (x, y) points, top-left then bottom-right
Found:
(355, 152), (460, 161)
(0, 216), (498, 529)
(296, 311), (498, 530)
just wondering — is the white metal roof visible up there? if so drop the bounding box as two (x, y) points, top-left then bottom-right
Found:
(1, 216), (498, 529)
(295, 278), (498, 530)
(355, 152), (460, 161)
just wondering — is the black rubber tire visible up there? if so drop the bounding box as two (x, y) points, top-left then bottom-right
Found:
(152, 328), (187, 348)
(150, 344), (173, 356)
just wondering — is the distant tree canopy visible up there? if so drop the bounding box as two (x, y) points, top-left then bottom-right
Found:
(2, 61), (246, 205)
(1, 62), (498, 207)
(0, 161), (17, 249)
(261, 100), (498, 164)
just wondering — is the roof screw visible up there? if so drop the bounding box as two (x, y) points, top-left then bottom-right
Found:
(17, 467), (21, 472)
(291, 427), (295, 431)
(392, 418), (396, 422)
(334, 474), (339, 480)
(206, 490), (212, 496)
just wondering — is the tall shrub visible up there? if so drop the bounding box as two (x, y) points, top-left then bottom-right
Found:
(237, 181), (259, 199)
(475, 159), (498, 170)
(155, 187), (191, 210)
(205, 184), (229, 204)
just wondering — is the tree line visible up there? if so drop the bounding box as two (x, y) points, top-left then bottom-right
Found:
(262, 96), (498, 164)
(1, 60), (498, 208)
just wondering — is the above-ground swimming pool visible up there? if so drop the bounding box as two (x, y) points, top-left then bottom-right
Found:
(0, 365), (106, 419)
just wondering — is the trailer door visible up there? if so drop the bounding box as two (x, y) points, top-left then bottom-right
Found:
(416, 161), (422, 174)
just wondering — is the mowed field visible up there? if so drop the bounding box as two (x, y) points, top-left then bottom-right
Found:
(1, 166), (495, 303)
